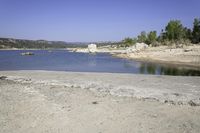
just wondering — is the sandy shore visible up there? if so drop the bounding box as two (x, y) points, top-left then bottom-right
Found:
(70, 45), (200, 69)
(115, 45), (200, 69)
(1, 70), (200, 133)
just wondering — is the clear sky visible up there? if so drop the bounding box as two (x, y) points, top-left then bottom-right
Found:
(0, 0), (199, 42)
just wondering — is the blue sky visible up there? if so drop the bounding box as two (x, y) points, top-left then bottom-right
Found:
(0, 0), (199, 42)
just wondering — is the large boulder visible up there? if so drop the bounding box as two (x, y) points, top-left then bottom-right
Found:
(126, 43), (148, 53)
(88, 44), (97, 53)
(135, 43), (148, 50)
(126, 46), (137, 53)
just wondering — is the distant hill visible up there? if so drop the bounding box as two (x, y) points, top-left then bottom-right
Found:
(0, 38), (119, 49)
(0, 38), (87, 49)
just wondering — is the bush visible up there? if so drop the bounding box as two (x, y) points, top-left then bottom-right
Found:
(151, 41), (161, 47)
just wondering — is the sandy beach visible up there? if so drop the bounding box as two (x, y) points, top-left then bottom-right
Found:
(69, 45), (200, 69)
(114, 45), (200, 69)
(1, 70), (200, 133)
(1, 0), (200, 132)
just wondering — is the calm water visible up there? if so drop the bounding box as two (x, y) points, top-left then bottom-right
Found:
(0, 50), (200, 76)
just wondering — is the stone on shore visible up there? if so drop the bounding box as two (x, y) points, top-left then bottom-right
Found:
(88, 44), (97, 53)
(126, 43), (148, 53)
(20, 52), (34, 56)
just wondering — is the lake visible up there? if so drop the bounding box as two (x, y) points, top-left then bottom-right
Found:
(0, 50), (200, 76)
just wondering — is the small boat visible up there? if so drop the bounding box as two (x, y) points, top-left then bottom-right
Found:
(20, 52), (34, 56)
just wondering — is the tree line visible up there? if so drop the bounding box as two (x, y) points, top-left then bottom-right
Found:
(121, 18), (200, 47)
(0, 38), (89, 49)
(0, 38), (120, 49)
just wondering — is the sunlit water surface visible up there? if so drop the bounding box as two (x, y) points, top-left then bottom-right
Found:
(0, 50), (199, 76)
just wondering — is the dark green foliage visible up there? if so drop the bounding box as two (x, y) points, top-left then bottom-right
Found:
(183, 27), (192, 40)
(132, 38), (137, 44)
(146, 31), (157, 44)
(192, 18), (200, 44)
(0, 38), (75, 49)
(137, 31), (147, 43)
(1, 18), (200, 49)
(121, 18), (200, 47)
(165, 20), (185, 41)
(122, 37), (136, 47)
(158, 29), (167, 42)
(0, 38), (121, 49)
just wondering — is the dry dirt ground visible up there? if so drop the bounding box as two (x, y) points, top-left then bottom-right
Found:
(0, 71), (200, 133)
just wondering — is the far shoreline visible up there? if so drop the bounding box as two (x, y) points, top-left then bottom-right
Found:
(0, 48), (69, 50)
(1, 46), (200, 71)
(68, 45), (200, 70)
(112, 53), (200, 70)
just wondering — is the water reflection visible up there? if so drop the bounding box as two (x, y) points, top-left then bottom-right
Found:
(87, 54), (97, 67)
(123, 61), (141, 68)
(0, 50), (200, 76)
(139, 63), (200, 76)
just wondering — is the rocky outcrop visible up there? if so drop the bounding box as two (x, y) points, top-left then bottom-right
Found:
(20, 52), (34, 56)
(126, 43), (148, 53)
(88, 44), (97, 53)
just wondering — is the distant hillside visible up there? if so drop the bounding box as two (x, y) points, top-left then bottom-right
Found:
(0, 38), (119, 49)
(0, 38), (88, 49)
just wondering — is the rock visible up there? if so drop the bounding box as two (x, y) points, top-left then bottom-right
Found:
(126, 46), (137, 53)
(126, 43), (148, 53)
(184, 49), (192, 52)
(135, 43), (148, 50)
(0, 76), (7, 80)
(177, 101), (183, 105)
(92, 101), (98, 104)
(172, 93), (180, 96)
(88, 44), (97, 53)
(75, 48), (89, 53)
(188, 100), (199, 106)
(164, 100), (176, 105)
(20, 52), (34, 56)
(176, 44), (183, 48)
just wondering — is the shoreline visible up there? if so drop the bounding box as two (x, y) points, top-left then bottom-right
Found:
(1, 70), (200, 105)
(1, 45), (200, 70)
(113, 53), (200, 70)
(0, 48), (69, 50)
(1, 70), (200, 132)
(114, 45), (200, 68)
(71, 45), (200, 69)
(1, 45), (200, 69)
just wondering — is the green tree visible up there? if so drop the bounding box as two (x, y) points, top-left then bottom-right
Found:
(192, 18), (200, 43)
(183, 27), (192, 40)
(158, 29), (167, 42)
(132, 38), (137, 44)
(146, 31), (157, 44)
(122, 37), (135, 47)
(137, 31), (147, 43)
(165, 20), (184, 41)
